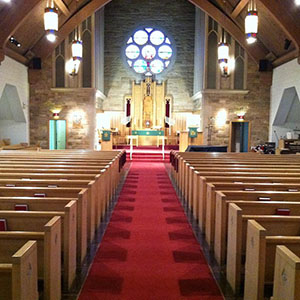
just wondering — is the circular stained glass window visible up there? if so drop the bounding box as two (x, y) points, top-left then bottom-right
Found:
(142, 45), (156, 60)
(125, 27), (174, 77)
(125, 44), (140, 59)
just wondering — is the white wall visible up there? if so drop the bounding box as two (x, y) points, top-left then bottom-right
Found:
(270, 59), (300, 143)
(0, 56), (29, 144)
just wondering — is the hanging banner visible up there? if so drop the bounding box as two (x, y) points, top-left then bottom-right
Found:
(102, 130), (111, 142)
(189, 127), (198, 138)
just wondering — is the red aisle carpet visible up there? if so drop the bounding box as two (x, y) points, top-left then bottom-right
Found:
(79, 162), (224, 300)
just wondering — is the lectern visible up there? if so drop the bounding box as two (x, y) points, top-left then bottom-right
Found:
(179, 131), (189, 152)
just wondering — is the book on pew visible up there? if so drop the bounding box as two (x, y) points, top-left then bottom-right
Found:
(34, 193), (46, 197)
(0, 219), (7, 231)
(15, 204), (29, 211)
(276, 208), (290, 216)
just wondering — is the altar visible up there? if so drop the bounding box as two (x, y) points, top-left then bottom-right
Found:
(128, 130), (165, 146)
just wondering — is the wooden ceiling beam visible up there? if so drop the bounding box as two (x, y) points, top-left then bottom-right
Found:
(231, 0), (249, 19)
(33, 0), (112, 59)
(258, 0), (300, 54)
(54, 0), (70, 16)
(188, 0), (267, 64)
(0, 0), (42, 64)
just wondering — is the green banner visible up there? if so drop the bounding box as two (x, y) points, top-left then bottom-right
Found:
(102, 130), (111, 141)
(132, 130), (164, 136)
(189, 127), (198, 138)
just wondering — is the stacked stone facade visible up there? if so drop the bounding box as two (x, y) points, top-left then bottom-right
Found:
(201, 58), (272, 146)
(103, 0), (195, 111)
(29, 56), (96, 149)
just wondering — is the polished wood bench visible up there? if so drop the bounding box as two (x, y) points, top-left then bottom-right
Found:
(244, 219), (300, 300)
(0, 240), (38, 300)
(226, 202), (300, 293)
(214, 190), (300, 265)
(272, 245), (300, 300)
(0, 215), (61, 300)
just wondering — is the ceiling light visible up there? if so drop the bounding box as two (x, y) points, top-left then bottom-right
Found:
(44, 1), (58, 43)
(295, 0), (300, 5)
(218, 29), (229, 77)
(9, 36), (21, 48)
(245, 0), (258, 44)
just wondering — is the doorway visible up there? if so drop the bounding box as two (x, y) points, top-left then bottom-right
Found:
(229, 121), (250, 152)
(49, 120), (67, 149)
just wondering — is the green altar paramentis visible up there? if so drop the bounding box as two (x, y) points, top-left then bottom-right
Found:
(132, 130), (164, 136)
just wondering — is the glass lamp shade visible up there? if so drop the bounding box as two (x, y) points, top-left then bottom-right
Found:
(44, 7), (58, 31)
(72, 40), (83, 60)
(66, 59), (81, 76)
(245, 11), (258, 44)
(218, 42), (229, 64)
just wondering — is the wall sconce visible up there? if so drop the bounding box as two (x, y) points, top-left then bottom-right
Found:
(51, 108), (62, 120)
(66, 59), (80, 76)
(237, 111), (246, 120)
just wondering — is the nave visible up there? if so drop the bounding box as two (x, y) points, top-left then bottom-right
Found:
(79, 160), (223, 300)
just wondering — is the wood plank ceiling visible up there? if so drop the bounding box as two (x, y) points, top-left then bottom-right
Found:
(0, 0), (299, 67)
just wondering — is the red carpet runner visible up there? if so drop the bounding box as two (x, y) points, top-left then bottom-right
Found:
(79, 162), (224, 300)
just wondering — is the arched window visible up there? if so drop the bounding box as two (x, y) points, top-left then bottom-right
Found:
(206, 17), (218, 89)
(55, 41), (65, 87)
(234, 42), (245, 89)
(82, 17), (92, 87)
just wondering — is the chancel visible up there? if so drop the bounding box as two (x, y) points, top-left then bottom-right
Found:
(1, 0), (300, 299)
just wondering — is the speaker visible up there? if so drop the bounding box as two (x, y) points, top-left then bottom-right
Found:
(259, 59), (272, 72)
(32, 57), (41, 69)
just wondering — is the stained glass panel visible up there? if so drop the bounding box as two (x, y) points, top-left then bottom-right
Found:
(158, 45), (172, 60)
(142, 45), (156, 60)
(126, 44), (140, 59)
(133, 59), (147, 73)
(150, 60), (164, 74)
(133, 30), (148, 45)
(150, 30), (165, 45)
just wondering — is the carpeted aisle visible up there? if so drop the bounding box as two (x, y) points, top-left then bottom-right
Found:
(79, 162), (224, 300)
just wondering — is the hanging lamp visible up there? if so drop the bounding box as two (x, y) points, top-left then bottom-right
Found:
(44, 0), (58, 42)
(245, 0), (258, 44)
(218, 29), (229, 77)
(69, 26), (83, 76)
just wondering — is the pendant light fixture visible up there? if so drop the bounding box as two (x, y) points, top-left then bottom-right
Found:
(44, 0), (58, 43)
(245, 0), (258, 44)
(69, 26), (83, 76)
(218, 28), (229, 77)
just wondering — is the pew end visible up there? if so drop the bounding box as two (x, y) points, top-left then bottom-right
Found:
(273, 245), (300, 300)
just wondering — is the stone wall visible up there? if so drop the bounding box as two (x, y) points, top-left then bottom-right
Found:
(202, 58), (272, 147)
(103, 0), (195, 112)
(29, 56), (96, 149)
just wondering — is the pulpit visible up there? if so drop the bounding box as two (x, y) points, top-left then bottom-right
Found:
(179, 131), (189, 152)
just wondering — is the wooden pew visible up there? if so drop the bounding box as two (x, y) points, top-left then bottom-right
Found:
(272, 245), (300, 300)
(0, 215), (61, 300)
(244, 219), (300, 300)
(0, 186), (87, 264)
(196, 175), (300, 231)
(226, 202), (300, 293)
(0, 240), (38, 300)
(214, 190), (300, 265)
(206, 183), (300, 247)
(0, 199), (77, 290)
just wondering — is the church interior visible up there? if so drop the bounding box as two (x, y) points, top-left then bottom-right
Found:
(1, 0), (300, 299)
